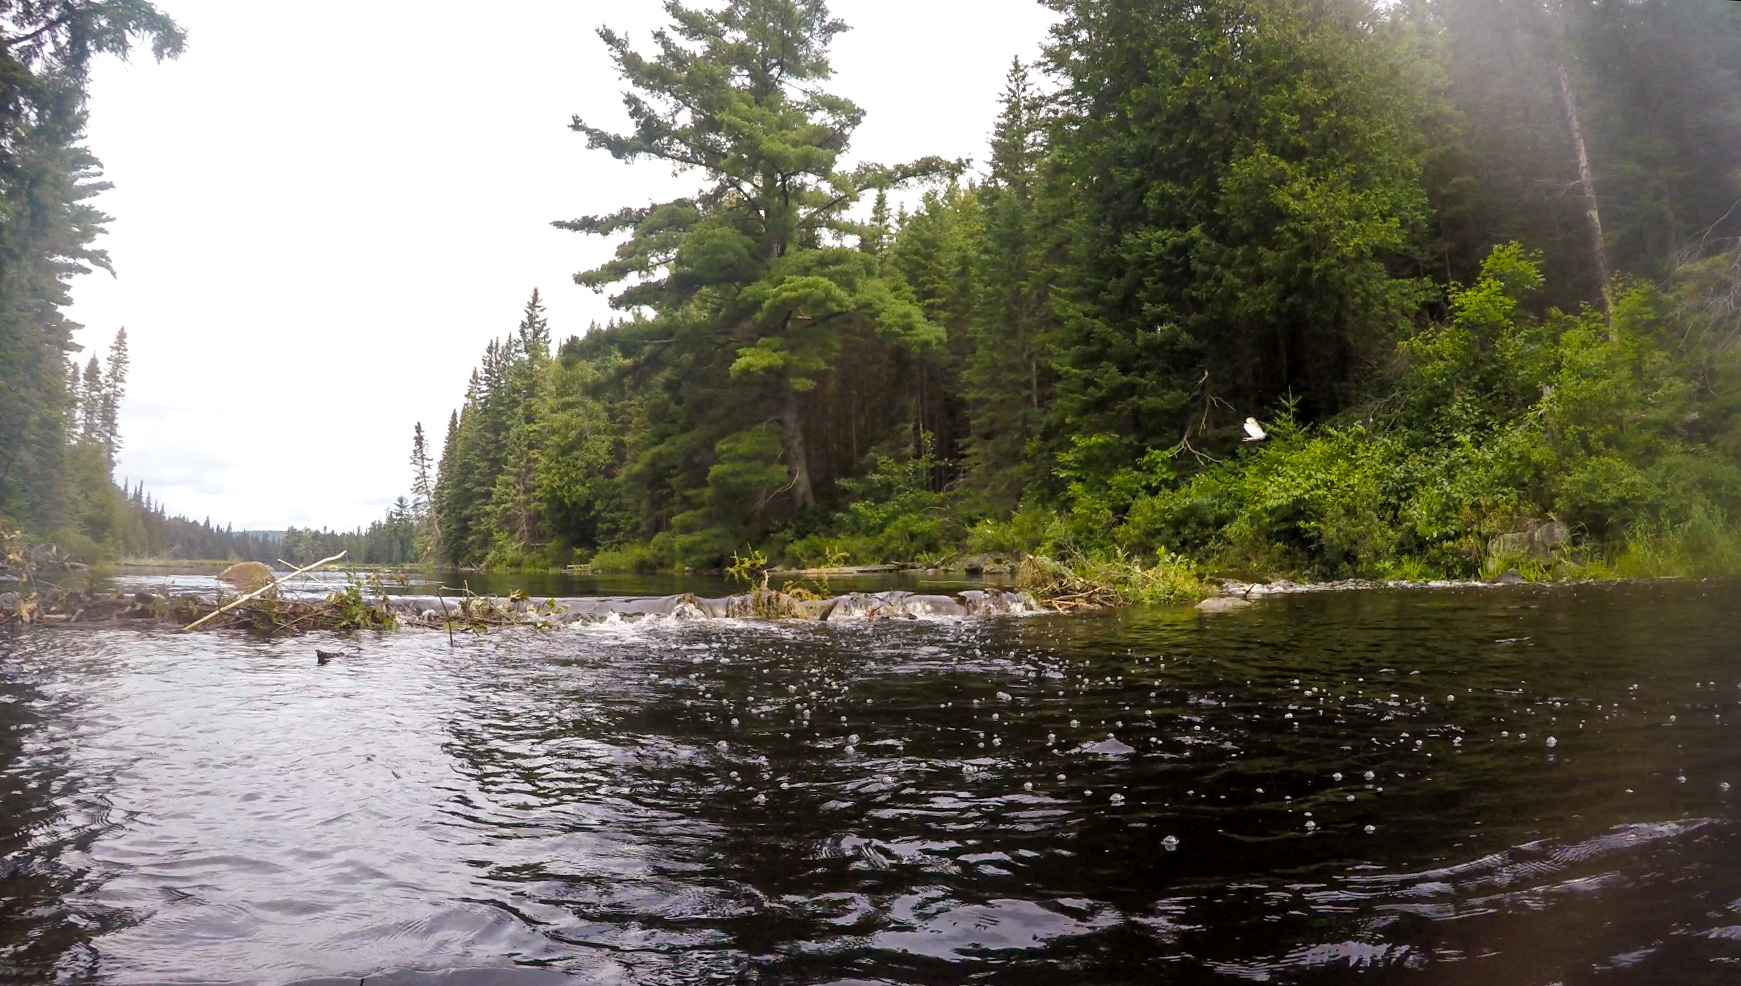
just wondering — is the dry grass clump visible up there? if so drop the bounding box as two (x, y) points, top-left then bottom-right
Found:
(1018, 551), (1210, 610)
(218, 561), (274, 592)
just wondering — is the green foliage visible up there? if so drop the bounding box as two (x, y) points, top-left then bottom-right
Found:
(322, 581), (398, 632)
(1016, 549), (1209, 607)
(1041, 0), (1433, 501)
(780, 438), (953, 567)
(1120, 245), (1741, 579)
(418, 0), (1741, 591)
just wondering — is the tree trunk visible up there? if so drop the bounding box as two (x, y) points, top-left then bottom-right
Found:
(781, 385), (816, 511)
(1553, 55), (1614, 317)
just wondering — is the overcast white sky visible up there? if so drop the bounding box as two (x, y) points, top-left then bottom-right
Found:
(65, 0), (1057, 531)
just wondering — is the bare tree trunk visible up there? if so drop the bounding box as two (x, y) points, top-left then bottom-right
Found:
(781, 386), (816, 511)
(1553, 55), (1614, 317)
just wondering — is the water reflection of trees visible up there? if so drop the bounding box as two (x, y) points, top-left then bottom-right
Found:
(0, 636), (135, 980)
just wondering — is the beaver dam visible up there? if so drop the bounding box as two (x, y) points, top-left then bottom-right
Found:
(0, 584), (1043, 634)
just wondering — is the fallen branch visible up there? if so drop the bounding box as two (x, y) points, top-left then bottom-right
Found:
(183, 551), (346, 631)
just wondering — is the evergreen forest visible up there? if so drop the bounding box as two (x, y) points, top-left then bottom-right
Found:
(426, 0), (1741, 584)
(10, 0), (1741, 588)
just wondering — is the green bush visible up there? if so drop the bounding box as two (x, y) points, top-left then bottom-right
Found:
(1117, 245), (1741, 580)
(590, 541), (670, 574)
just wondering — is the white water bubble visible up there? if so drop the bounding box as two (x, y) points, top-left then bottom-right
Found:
(1162, 835), (1180, 851)
(1070, 719), (1081, 728)
(1333, 773), (1343, 782)
(716, 741), (728, 752)
(1545, 736), (1557, 748)
(1722, 782), (1732, 792)
(1364, 771), (1375, 780)
(1057, 774), (1066, 782)
(1109, 793), (1125, 805)
(1305, 820), (1317, 831)
(1024, 781), (1033, 791)
(731, 718), (740, 727)
(1364, 824), (1376, 835)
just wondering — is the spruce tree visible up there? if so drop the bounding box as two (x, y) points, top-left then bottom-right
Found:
(0, 3), (181, 539)
(1041, 0), (1431, 518)
(961, 58), (1054, 508)
(100, 327), (127, 465)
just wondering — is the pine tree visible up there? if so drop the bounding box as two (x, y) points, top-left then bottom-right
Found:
(557, 0), (952, 512)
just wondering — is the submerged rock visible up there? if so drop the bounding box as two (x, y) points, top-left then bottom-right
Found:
(959, 589), (1039, 616)
(1081, 737), (1137, 757)
(1196, 596), (1252, 613)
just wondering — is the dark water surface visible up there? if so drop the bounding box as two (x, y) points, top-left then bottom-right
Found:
(2, 581), (1740, 984)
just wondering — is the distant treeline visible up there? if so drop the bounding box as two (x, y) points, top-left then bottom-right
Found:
(278, 498), (421, 566)
(425, 0), (1741, 579)
(109, 483), (278, 562)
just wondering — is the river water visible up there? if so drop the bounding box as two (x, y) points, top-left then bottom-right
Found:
(1, 580), (1739, 984)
